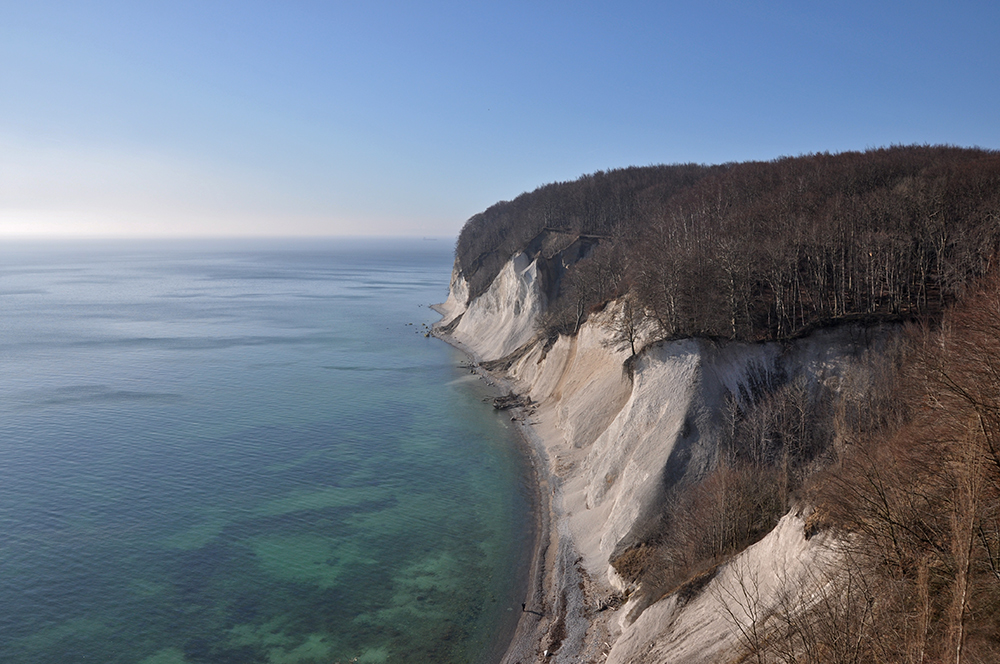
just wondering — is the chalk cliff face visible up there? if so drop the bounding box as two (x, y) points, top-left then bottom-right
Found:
(438, 255), (856, 663)
(443, 252), (546, 361)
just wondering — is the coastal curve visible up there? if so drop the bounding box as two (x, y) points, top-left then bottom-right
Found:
(434, 252), (858, 664)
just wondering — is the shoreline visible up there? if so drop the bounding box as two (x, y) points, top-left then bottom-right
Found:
(434, 330), (557, 663)
(431, 322), (608, 664)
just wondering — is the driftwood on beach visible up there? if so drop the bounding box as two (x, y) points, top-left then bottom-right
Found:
(491, 392), (532, 410)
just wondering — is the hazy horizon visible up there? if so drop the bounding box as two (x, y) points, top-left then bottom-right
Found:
(3, 1), (999, 239)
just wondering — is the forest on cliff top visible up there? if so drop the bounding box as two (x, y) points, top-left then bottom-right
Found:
(456, 146), (1000, 341)
(457, 146), (1000, 662)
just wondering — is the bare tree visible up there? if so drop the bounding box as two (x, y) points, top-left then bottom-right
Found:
(604, 295), (642, 356)
(714, 555), (768, 664)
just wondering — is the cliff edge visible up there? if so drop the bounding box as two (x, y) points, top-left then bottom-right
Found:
(435, 252), (869, 664)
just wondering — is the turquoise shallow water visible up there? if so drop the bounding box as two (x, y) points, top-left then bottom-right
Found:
(0, 239), (531, 664)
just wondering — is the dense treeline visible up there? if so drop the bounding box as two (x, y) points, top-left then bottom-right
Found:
(631, 146), (1000, 340)
(456, 146), (1000, 342)
(455, 163), (716, 301)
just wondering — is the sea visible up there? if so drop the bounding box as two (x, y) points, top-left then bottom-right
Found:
(0, 238), (532, 664)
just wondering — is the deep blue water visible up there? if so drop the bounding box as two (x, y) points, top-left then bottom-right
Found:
(0, 238), (531, 664)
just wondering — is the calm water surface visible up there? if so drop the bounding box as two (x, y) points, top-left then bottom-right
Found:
(0, 238), (531, 664)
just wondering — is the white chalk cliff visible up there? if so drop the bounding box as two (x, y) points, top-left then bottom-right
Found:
(437, 253), (859, 664)
(444, 252), (547, 361)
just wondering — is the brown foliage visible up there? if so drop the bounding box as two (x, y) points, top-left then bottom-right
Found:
(610, 460), (786, 606)
(784, 273), (1000, 663)
(456, 164), (712, 300)
(456, 146), (1000, 342)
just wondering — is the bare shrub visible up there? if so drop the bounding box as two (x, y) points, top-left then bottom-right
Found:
(611, 461), (785, 604)
(787, 273), (1000, 663)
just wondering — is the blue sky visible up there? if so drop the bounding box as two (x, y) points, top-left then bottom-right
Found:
(2, 1), (998, 238)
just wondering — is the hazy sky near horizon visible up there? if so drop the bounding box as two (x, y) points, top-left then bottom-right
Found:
(2, 1), (999, 238)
